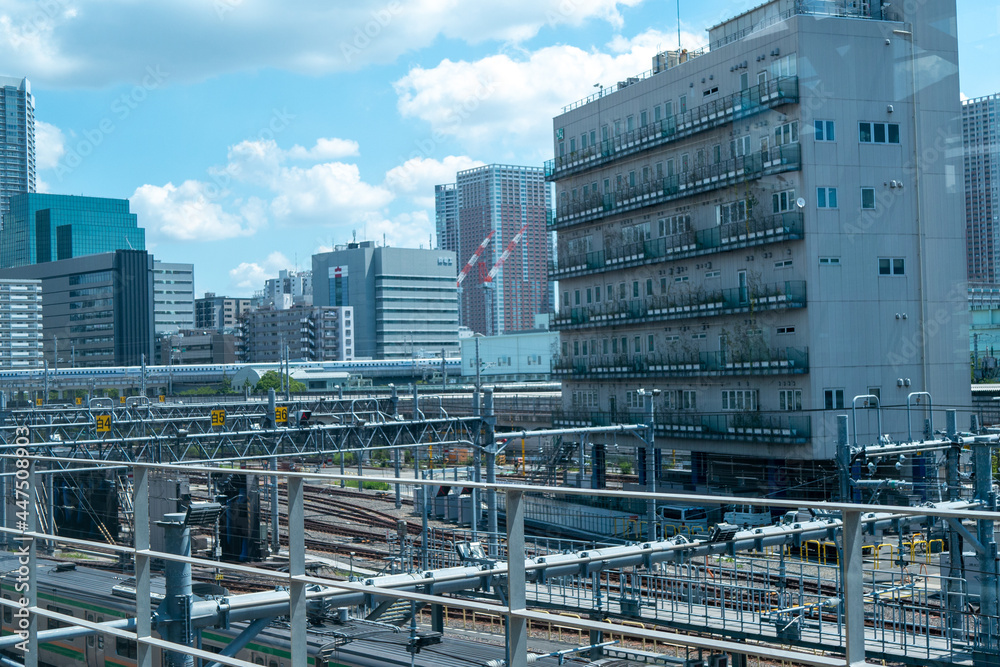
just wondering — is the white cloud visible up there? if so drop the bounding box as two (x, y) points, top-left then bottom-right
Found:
(394, 29), (704, 156)
(35, 120), (66, 171)
(384, 155), (484, 209)
(269, 161), (394, 221)
(130, 180), (262, 241)
(356, 210), (434, 249)
(0, 0), (650, 87)
(228, 251), (291, 292)
(218, 138), (393, 223)
(287, 138), (360, 161)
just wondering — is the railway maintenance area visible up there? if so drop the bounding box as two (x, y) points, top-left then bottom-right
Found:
(0, 385), (998, 667)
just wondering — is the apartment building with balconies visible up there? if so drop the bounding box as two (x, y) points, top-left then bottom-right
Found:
(548, 0), (968, 494)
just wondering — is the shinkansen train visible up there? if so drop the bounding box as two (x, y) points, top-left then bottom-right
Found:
(0, 358), (462, 389)
(0, 557), (571, 667)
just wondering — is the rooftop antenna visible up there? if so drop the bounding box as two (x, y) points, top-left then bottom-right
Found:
(677, 0), (681, 50)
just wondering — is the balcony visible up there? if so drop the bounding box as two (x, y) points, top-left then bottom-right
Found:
(550, 144), (802, 231)
(553, 346), (808, 379)
(545, 76), (799, 181)
(553, 410), (811, 444)
(553, 280), (805, 330)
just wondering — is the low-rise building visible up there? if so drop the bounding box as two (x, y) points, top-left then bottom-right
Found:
(241, 305), (353, 363)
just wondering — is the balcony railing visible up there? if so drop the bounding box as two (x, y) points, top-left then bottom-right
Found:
(552, 280), (806, 330)
(549, 144), (801, 231)
(553, 409), (811, 444)
(546, 76), (799, 180)
(552, 212), (804, 279)
(553, 346), (808, 379)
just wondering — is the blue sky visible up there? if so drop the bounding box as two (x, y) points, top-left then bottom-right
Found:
(13, 0), (998, 296)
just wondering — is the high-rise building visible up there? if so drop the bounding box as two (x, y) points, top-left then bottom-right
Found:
(0, 76), (34, 225)
(312, 242), (459, 359)
(434, 183), (460, 254)
(153, 261), (195, 335)
(0, 194), (144, 269)
(195, 293), (253, 332)
(0, 250), (154, 367)
(548, 0), (967, 495)
(0, 279), (42, 369)
(436, 165), (552, 336)
(964, 94), (1000, 284)
(240, 305), (353, 363)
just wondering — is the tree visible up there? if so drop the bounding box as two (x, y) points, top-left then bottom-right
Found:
(253, 371), (306, 394)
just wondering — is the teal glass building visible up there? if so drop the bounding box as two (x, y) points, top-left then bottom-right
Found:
(0, 193), (145, 268)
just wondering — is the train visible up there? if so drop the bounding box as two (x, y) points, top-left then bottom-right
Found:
(0, 555), (575, 667)
(0, 358), (462, 388)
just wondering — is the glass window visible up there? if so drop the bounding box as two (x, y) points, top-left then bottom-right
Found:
(861, 187), (876, 210)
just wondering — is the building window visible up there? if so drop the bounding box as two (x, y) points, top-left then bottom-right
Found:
(722, 389), (758, 411)
(705, 270), (721, 279)
(814, 120), (835, 142)
(774, 121), (798, 146)
(878, 257), (905, 275)
(859, 122), (901, 144)
(773, 189), (796, 213)
(664, 389), (697, 410)
(632, 281), (639, 298)
(819, 257), (841, 265)
(778, 389), (802, 411)
(731, 135), (751, 157)
(817, 187), (838, 208)
(646, 279), (654, 296)
(824, 388), (845, 410)
(774, 259), (793, 269)
(776, 326), (795, 334)
(861, 187), (876, 210)
(647, 334), (655, 352)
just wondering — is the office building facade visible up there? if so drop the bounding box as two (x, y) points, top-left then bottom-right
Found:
(157, 330), (241, 366)
(0, 250), (154, 367)
(0, 279), (42, 368)
(241, 305), (353, 363)
(548, 0), (967, 489)
(313, 242), (459, 359)
(0, 76), (34, 225)
(964, 94), (1000, 284)
(153, 261), (195, 335)
(0, 194), (144, 269)
(436, 165), (552, 336)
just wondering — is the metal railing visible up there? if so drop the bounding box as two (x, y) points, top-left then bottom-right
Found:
(553, 280), (806, 330)
(553, 346), (809, 378)
(548, 76), (799, 180)
(549, 144), (802, 231)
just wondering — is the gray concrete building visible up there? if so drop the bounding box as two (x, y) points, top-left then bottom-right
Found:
(157, 330), (241, 366)
(548, 0), (968, 492)
(153, 261), (195, 335)
(195, 293), (253, 332)
(964, 94), (1000, 284)
(0, 279), (42, 368)
(313, 242), (459, 359)
(0, 250), (154, 367)
(241, 305), (353, 363)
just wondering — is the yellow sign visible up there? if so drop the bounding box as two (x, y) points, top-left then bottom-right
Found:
(275, 406), (288, 424)
(497, 454), (506, 466)
(211, 409), (227, 428)
(159, 395), (166, 403)
(35, 398), (42, 406)
(95, 415), (112, 433)
(119, 396), (126, 404)
(75, 397), (82, 405)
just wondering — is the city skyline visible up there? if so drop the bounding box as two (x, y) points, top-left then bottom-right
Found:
(5, 0), (998, 296)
